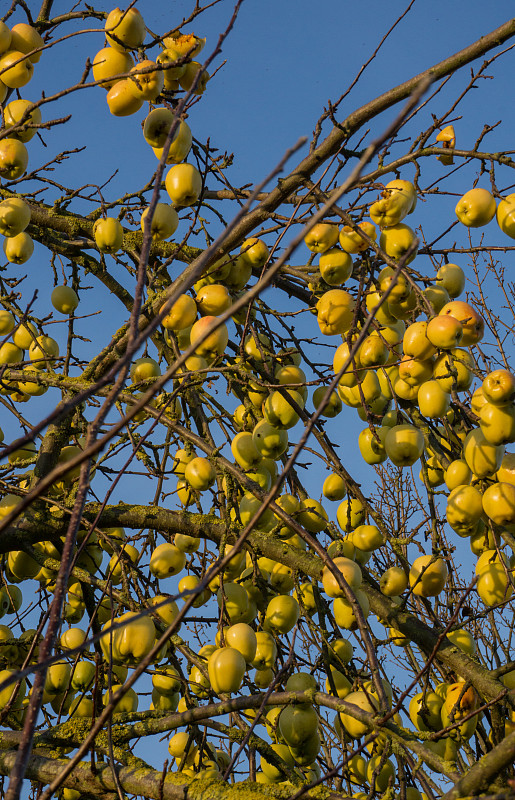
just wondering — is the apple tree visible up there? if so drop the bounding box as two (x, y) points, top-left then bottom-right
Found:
(1, 3), (515, 800)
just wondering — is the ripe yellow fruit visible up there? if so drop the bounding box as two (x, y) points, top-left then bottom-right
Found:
(105, 7), (146, 52)
(455, 188), (496, 227)
(93, 217), (124, 254)
(51, 285), (79, 314)
(322, 557), (362, 598)
(106, 78), (144, 116)
(92, 47), (134, 89)
(316, 290), (355, 336)
(304, 223), (339, 253)
(409, 554), (448, 597)
(165, 163), (202, 207)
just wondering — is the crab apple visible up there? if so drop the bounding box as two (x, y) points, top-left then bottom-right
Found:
(0, 197), (31, 237)
(190, 316), (228, 359)
(0, 138), (28, 180)
(106, 79), (144, 116)
(184, 456), (216, 490)
(439, 300), (484, 346)
(338, 690), (378, 738)
(319, 247), (353, 285)
(463, 428), (504, 478)
(240, 237), (269, 267)
(417, 380), (450, 418)
(316, 289), (355, 336)
(51, 285), (78, 315)
(423, 284), (450, 313)
(480, 402), (515, 446)
(156, 47), (187, 84)
(4, 231), (33, 264)
(455, 187), (496, 227)
(380, 566), (408, 596)
(323, 473), (347, 501)
(403, 321), (437, 360)
(379, 222), (418, 263)
(482, 481), (515, 529)
(252, 419), (288, 460)
(29, 334), (59, 368)
(93, 217), (123, 254)
(208, 647), (246, 694)
(141, 203), (179, 241)
(497, 452), (515, 485)
(337, 496), (365, 531)
(322, 557), (362, 598)
(0, 51), (33, 88)
(339, 220), (376, 253)
(433, 348), (474, 393)
(179, 61), (209, 94)
(312, 386), (342, 417)
(444, 459), (472, 490)
(436, 263), (465, 298)
(483, 369), (515, 406)
(384, 424), (424, 467)
(304, 223), (339, 253)
(165, 163), (202, 207)
(196, 283), (231, 316)
(92, 47), (134, 89)
(152, 120), (193, 164)
(294, 497), (327, 532)
(160, 294), (197, 331)
(446, 484), (483, 536)
(358, 426), (388, 465)
(369, 179), (417, 227)
(128, 60), (164, 101)
(264, 594), (299, 634)
(409, 555), (448, 597)
(149, 543), (186, 578)
(105, 7), (145, 52)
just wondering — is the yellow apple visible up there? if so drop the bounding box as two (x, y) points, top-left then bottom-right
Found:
(160, 293), (196, 331)
(152, 120), (193, 164)
(455, 188), (496, 227)
(208, 647), (246, 694)
(482, 481), (515, 529)
(105, 7), (146, 52)
(304, 223), (339, 253)
(462, 428), (504, 478)
(384, 424), (424, 467)
(439, 300), (484, 346)
(128, 60), (164, 101)
(93, 217), (123, 253)
(417, 380), (450, 418)
(0, 197), (31, 237)
(51, 285), (79, 314)
(379, 566), (408, 596)
(339, 220), (376, 253)
(4, 232), (33, 264)
(10, 24), (44, 62)
(409, 554), (448, 597)
(0, 138), (28, 179)
(480, 402), (515, 445)
(379, 223), (417, 263)
(189, 315), (228, 359)
(369, 179), (417, 227)
(436, 125), (455, 164)
(92, 47), (134, 89)
(446, 484), (483, 536)
(165, 163), (202, 207)
(319, 247), (353, 285)
(0, 50), (34, 88)
(240, 237), (269, 267)
(106, 78), (144, 116)
(444, 459), (472, 490)
(436, 263), (465, 298)
(141, 203), (178, 241)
